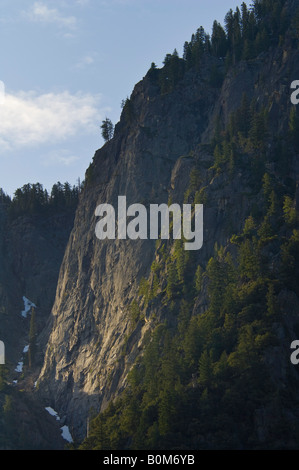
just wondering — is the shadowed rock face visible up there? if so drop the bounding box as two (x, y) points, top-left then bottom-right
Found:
(0, 206), (76, 449)
(0, 208), (75, 367)
(36, 36), (299, 441)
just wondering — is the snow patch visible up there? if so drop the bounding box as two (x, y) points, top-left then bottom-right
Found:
(12, 298), (37, 378)
(61, 425), (73, 443)
(45, 407), (73, 443)
(21, 296), (36, 318)
(45, 406), (60, 421)
(15, 361), (23, 373)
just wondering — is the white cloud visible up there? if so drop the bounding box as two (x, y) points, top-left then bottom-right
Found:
(42, 149), (80, 167)
(75, 54), (96, 69)
(99, 0), (137, 5)
(28, 2), (77, 29)
(76, 0), (90, 5)
(0, 90), (106, 153)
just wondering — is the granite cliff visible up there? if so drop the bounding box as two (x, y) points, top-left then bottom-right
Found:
(36, 1), (299, 445)
(1, 0), (299, 449)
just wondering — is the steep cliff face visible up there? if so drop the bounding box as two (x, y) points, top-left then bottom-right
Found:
(37, 12), (299, 444)
(0, 207), (75, 369)
(36, 56), (221, 438)
(0, 205), (76, 449)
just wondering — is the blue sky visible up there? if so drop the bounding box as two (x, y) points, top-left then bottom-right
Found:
(0, 0), (243, 197)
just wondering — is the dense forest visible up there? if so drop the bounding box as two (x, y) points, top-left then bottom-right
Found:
(0, 179), (82, 448)
(1, 0), (299, 450)
(144, 0), (299, 94)
(0, 180), (83, 219)
(78, 0), (299, 450)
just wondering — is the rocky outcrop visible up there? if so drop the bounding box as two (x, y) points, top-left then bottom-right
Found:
(36, 36), (299, 442)
(36, 61), (220, 438)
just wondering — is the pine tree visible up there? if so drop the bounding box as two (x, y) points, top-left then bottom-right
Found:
(158, 389), (176, 436)
(206, 255), (227, 314)
(0, 188), (11, 204)
(283, 195), (297, 227)
(241, 2), (249, 37)
(147, 62), (159, 81)
(225, 7), (242, 64)
(160, 50), (185, 93)
(262, 172), (274, 211)
(239, 238), (261, 280)
(243, 215), (256, 236)
(211, 20), (227, 57)
(195, 265), (203, 293)
(249, 107), (268, 149)
(198, 350), (212, 388)
(166, 261), (178, 300)
(183, 41), (193, 68)
(101, 118), (114, 142)
(175, 244), (187, 284)
(0, 364), (8, 391)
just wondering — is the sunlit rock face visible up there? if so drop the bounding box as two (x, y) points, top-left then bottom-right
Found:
(36, 34), (299, 441)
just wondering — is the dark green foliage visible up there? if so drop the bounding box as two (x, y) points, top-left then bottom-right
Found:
(81, 129), (299, 448)
(194, 265), (202, 293)
(8, 180), (81, 219)
(0, 365), (8, 392)
(0, 188), (11, 205)
(248, 106), (268, 150)
(225, 7), (242, 64)
(159, 50), (185, 94)
(252, 0), (288, 39)
(101, 118), (114, 142)
(280, 229), (299, 295)
(10, 183), (48, 216)
(147, 62), (159, 82)
(211, 21), (228, 58)
(78, 0), (299, 451)
(157, 0), (291, 97)
(241, 2), (258, 59)
(283, 195), (297, 227)
(209, 65), (224, 88)
(183, 27), (211, 70)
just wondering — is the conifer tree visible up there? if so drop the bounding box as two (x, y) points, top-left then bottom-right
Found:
(195, 265), (203, 293)
(198, 350), (212, 388)
(239, 238), (261, 280)
(283, 195), (297, 227)
(101, 118), (114, 142)
(211, 20), (227, 57)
